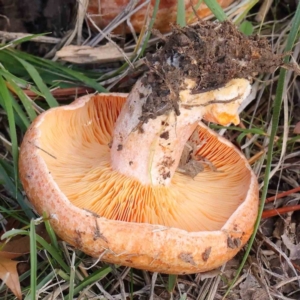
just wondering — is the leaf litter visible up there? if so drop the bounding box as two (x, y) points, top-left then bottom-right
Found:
(0, 1), (299, 299)
(0, 223), (49, 299)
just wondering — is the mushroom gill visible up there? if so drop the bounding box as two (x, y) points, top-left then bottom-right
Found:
(37, 93), (251, 232)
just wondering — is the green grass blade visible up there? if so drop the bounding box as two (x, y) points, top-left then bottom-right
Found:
(0, 161), (35, 219)
(7, 49), (107, 92)
(0, 204), (29, 224)
(30, 219), (37, 300)
(139, 0), (161, 57)
(0, 158), (22, 187)
(167, 274), (178, 293)
(223, 3), (300, 298)
(58, 67), (108, 92)
(43, 212), (59, 251)
(35, 235), (70, 273)
(1, 229), (28, 239)
(64, 266), (112, 300)
(177, 0), (186, 27)
(0, 76), (19, 189)
(35, 269), (56, 290)
(0, 81), (30, 130)
(204, 0), (227, 21)
(210, 124), (266, 135)
(236, 132), (251, 145)
(14, 56), (59, 107)
(56, 269), (71, 281)
(0, 67), (44, 97)
(4, 75), (37, 122)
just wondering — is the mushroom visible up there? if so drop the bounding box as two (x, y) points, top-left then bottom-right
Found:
(18, 21), (268, 274)
(88, 0), (235, 33)
(19, 78), (258, 274)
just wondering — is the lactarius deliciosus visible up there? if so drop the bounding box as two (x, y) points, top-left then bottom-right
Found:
(19, 21), (282, 274)
(87, 0), (235, 32)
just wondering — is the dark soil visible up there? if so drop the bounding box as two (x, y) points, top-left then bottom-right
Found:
(0, 0), (76, 34)
(0, 0), (76, 54)
(139, 20), (283, 124)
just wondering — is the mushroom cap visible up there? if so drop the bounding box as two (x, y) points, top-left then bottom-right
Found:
(19, 93), (258, 274)
(88, 0), (235, 33)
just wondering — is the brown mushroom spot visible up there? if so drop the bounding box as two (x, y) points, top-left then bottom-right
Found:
(93, 218), (108, 243)
(234, 237), (242, 248)
(159, 131), (169, 140)
(179, 252), (196, 266)
(74, 229), (83, 249)
(36, 94), (252, 232)
(157, 156), (175, 181)
(227, 237), (242, 249)
(202, 247), (212, 262)
(227, 237), (235, 249)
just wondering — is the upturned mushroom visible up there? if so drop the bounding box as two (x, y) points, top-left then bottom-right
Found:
(19, 22), (282, 274)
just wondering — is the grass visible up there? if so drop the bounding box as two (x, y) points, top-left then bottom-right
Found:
(224, 3), (300, 298)
(0, 0), (300, 299)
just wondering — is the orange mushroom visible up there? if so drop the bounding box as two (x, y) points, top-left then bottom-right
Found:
(87, 0), (235, 33)
(18, 21), (270, 274)
(19, 78), (258, 274)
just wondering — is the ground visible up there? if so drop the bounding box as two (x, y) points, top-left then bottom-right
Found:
(0, 0), (300, 299)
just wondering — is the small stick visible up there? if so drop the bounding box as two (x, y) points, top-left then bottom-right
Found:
(0, 31), (61, 44)
(292, 262), (300, 273)
(265, 186), (300, 203)
(10, 87), (94, 100)
(248, 149), (267, 165)
(255, 0), (274, 23)
(262, 204), (300, 219)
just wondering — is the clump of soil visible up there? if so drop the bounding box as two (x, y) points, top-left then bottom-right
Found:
(140, 20), (283, 123)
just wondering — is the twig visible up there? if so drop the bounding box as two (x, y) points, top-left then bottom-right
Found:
(248, 149), (267, 165)
(76, 0), (89, 45)
(255, 0), (274, 23)
(14, 87), (94, 100)
(88, 0), (150, 46)
(257, 232), (300, 287)
(0, 31), (61, 44)
(86, 17), (133, 67)
(262, 204), (300, 218)
(265, 186), (300, 203)
(149, 272), (158, 300)
(108, 266), (131, 297)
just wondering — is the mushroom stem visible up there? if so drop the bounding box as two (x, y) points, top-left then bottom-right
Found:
(111, 77), (251, 186)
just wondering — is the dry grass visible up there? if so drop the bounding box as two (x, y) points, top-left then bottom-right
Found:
(0, 0), (300, 299)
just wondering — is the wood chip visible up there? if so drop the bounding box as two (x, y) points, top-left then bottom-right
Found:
(56, 44), (133, 64)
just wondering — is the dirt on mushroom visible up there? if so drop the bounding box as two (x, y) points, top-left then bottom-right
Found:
(139, 20), (283, 124)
